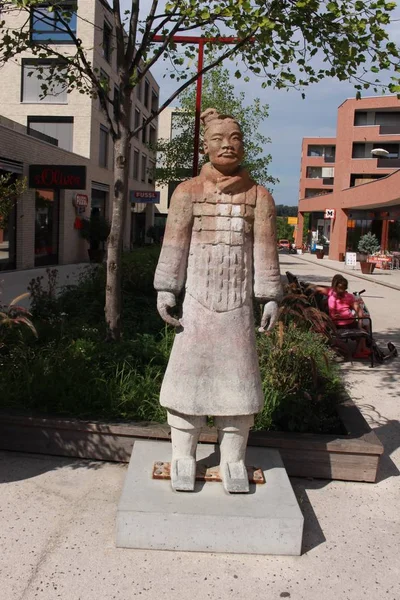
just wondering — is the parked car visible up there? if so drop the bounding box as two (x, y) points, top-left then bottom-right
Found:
(277, 239), (291, 250)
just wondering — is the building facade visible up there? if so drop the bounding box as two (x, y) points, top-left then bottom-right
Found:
(296, 96), (400, 259)
(0, 0), (159, 270)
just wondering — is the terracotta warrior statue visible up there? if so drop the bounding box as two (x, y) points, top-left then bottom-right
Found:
(154, 108), (282, 493)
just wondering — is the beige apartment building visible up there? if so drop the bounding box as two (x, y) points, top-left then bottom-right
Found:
(0, 0), (159, 271)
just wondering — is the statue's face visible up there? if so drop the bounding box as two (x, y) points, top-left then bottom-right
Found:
(203, 120), (244, 172)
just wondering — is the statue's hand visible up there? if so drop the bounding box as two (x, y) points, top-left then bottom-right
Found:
(157, 291), (181, 328)
(258, 300), (279, 333)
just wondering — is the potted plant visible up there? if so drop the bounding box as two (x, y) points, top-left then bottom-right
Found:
(79, 212), (110, 263)
(315, 234), (327, 259)
(357, 232), (380, 274)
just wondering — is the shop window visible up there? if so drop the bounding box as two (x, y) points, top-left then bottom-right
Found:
(27, 116), (73, 151)
(22, 60), (68, 103)
(99, 125), (109, 168)
(34, 189), (59, 266)
(0, 169), (17, 271)
(31, 3), (77, 43)
(102, 20), (112, 63)
(91, 188), (107, 217)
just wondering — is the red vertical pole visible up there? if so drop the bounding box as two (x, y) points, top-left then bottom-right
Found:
(192, 39), (204, 177)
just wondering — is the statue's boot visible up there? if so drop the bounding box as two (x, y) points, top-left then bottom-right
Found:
(215, 415), (253, 494)
(170, 428), (200, 491)
(168, 411), (205, 492)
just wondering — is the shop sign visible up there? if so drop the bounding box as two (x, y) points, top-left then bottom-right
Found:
(324, 208), (335, 220)
(73, 193), (89, 215)
(287, 217), (298, 225)
(130, 190), (160, 204)
(29, 165), (87, 190)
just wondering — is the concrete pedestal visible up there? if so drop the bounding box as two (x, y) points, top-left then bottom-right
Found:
(116, 440), (304, 555)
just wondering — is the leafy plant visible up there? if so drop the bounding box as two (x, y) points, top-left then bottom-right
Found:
(0, 173), (27, 225)
(0, 293), (37, 350)
(357, 232), (380, 256)
(256, 324), (343, 433)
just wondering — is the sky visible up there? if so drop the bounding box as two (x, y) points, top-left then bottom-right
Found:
(124, 1), (400, 207)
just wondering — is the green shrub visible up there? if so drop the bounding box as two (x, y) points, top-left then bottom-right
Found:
(255, 323), (343, 433)
(0, 247), (344, 434)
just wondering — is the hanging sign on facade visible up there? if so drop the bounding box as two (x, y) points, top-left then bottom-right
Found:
(130, 190), (160, 204)
(324, 208), (336, 220)
(73, 193), (89, 215)
(29, 165), (87, 190)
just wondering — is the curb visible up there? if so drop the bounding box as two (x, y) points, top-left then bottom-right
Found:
(293, 255), (400, 292)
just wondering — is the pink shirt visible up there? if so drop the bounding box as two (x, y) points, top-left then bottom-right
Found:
(327, 288), (356, 326)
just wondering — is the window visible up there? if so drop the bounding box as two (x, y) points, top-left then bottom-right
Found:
(142, 117), (147, 144)
(375, 111), (400, 127)
(144, 79), (150, 109)
(31, 3), (77, 43)
(141, 154), (147, 182)
(22, 60), (68, 103)
(134, 109), (140, 138)
(306, 166), (334, 179)
(102, 20), (112, 63)
(133, 149), (139, 180)
(99, 125), (109, 168)
(307, 145), (335, 160)
(151, 90), (159, 113)
(354, 111), (368, 126)
(28, 116), (73, 151)
(91, 188), (107, 218)
(99, 68), (110, 93)
(148, 160), (155, 184)
(149, 125), (156, 147)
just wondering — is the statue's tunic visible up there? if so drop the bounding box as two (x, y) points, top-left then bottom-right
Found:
(154, 163), (282, 416)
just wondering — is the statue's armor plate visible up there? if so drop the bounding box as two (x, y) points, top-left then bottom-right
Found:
(186, 185), (256, 312)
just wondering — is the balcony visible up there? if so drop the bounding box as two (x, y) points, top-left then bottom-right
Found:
(377, 158), (400, 168)
(379, 124), (400, 135)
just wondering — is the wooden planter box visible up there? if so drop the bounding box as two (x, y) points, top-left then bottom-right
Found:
(0, 399), (383, 483)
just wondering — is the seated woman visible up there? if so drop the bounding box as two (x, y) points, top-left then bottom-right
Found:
(313, 275), (371, 358)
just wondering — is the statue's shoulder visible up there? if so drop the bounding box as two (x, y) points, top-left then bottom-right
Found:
(256, 185), (275, 205)
(172, 176), (203, 199)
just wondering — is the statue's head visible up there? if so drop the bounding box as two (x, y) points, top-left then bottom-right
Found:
(201, 108), (244, 174)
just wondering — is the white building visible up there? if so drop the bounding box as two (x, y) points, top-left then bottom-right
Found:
(0, 0), (159, 271)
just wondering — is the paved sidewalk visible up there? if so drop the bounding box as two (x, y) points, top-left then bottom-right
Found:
(0, 254), (399, 600)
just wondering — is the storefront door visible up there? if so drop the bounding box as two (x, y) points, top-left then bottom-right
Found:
(34, 189), (59, 266)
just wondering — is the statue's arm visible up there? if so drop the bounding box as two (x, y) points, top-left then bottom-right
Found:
(154, 182), (193, 325)
(253, 186), (283, 331)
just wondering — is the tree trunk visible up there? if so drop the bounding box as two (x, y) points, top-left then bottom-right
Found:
(105, 108), (131, 341)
